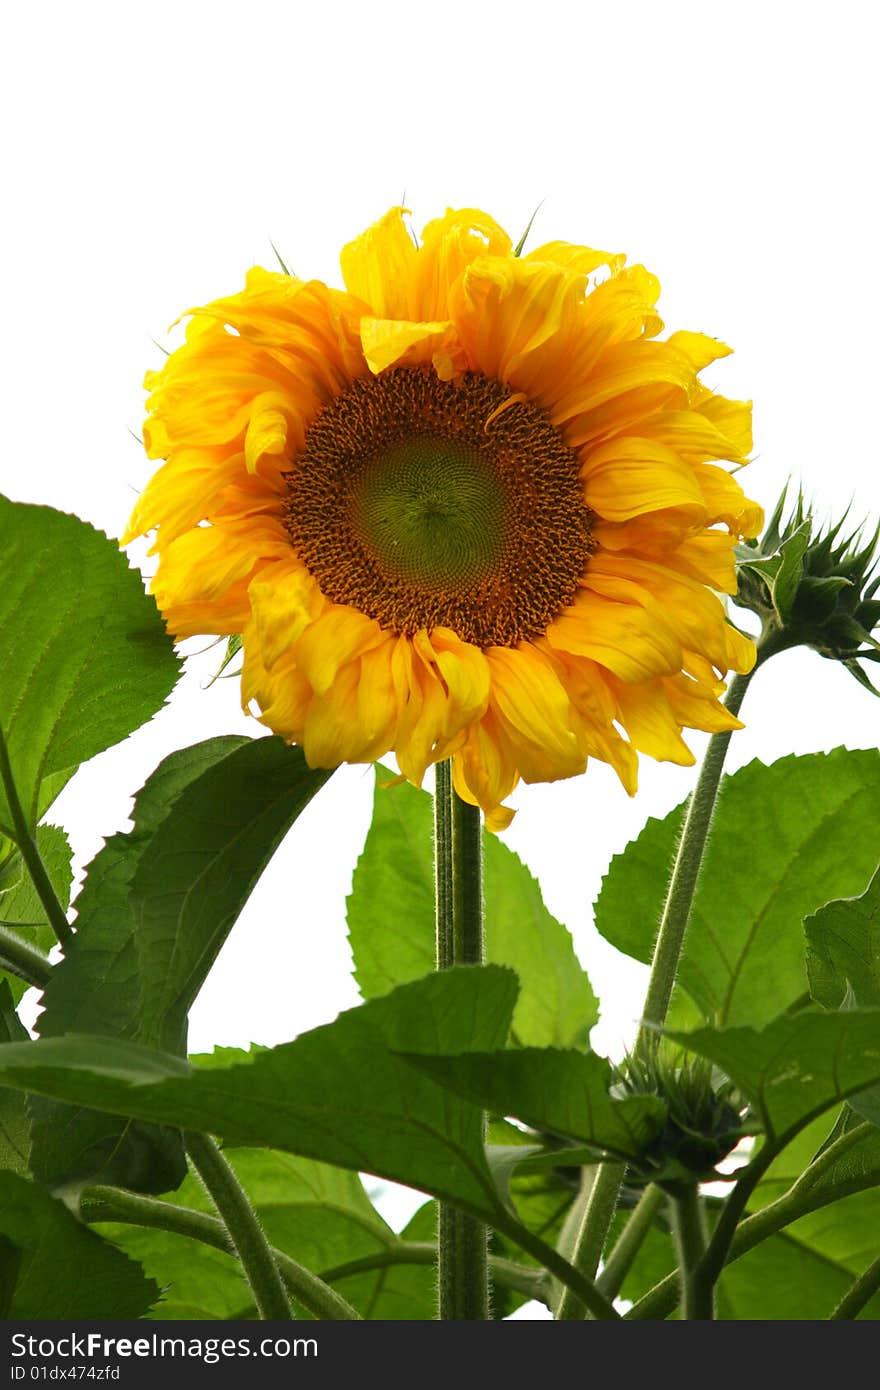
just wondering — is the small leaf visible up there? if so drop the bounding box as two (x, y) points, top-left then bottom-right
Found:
(0, 1171), (158, 1318)
(349, 770), (597, 1046)
(0, 497), (180, 835)
(596, 749), (880, 1027)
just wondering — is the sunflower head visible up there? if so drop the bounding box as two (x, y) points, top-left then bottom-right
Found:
(125, 206), (761, 828)
(736, 486), (880, 692)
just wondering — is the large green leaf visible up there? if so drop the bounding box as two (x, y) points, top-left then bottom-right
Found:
(0, 1171), (158, 1319)
(596, 749), (880, 1027)
(0, 967), (519, 1221)
(0, 826), (71, 1003)
(401, 1046), (665, 1161)
(99, 1144), (396, 1320)
(669, 1008), (880, 1142)
(30, 736), (333, 1194)
(0, 497), (180, 834)
(348, 769), (597, 1047)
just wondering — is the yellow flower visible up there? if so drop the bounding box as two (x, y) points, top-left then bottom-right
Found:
(124, 207), (761, 830)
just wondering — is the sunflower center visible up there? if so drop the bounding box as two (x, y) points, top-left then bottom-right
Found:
(283, 368), (594, 647)
(351, 436), (508, 588)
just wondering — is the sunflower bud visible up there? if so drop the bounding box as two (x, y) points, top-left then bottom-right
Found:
(611, 1049), (749, 1188)
(734, 487), (880, 692)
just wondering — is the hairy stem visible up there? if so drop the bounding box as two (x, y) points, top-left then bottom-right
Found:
(670, 1186), (712, 1319)
(319, 1242), (549, 1306)
(0, 729), (71, 947)
(0, 923), (52, 990)
(555, 1162), (623, 1318)
(635, 667), (754, 1049)
(434, 759), (489, 1320)
(493, 1209), (619, 1320)
(623, 1124), (877, 1320)
(80, 1184), (359, 1320)
(597, 1184), (665, 1299)
(184, 1132), (292, 1321)
(557, 650), (767, 1318)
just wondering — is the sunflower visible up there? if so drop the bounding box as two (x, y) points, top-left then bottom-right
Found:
(124, 207), (761, 830)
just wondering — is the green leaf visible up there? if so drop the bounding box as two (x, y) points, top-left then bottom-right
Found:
(0, 1171), (158, 1318)
(806, 864), (880, 1009)
(805, 866), (880, 1130)
(0, 967), (519, 1221)
(0, 982), (30, 1174)
(596, 749), (880, 1026)
(669, 1008), (880, 1142)
(401, 1046), (666, 1161)
(30, 736), (333, 1193)
(718, 1228), (880, 1319)
(349, 770), (597, 1046)
(99, 1145), (394, 1321)
(0, 497), (180, 834)
(330, 1200), (439, 1321)
(0, 825), (72, 1002)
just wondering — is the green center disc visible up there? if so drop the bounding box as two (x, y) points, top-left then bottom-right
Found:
(350, 436), (508, 589)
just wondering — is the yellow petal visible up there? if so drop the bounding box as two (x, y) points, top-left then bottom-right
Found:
(248, 562), (323, 670)
(524, 241), (626, 277)
(429, 628), (491, 731)
(582, 437), (707, 520)
(546, 594), (682, 681)
(359, 316), (464, 375)
(416, 208), (512, 318)
(340, 207), (419, 318)
(609, 676), (696, 766)
(665, 331), (732, 372)
(294, 604), (384, 696)
(486, 645), (584, 775)
(695, 464), (764, 537)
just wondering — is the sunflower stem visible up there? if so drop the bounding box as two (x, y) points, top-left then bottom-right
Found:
(555, 1162), (623, 1318)
(0, 923), (53, 991)
(184, 1131), (293, 1321)
(434, 759), (490, 1320)
(635, 665), (754, 1049)
(670, 1185), (712, 1319)
(596, 1183), (665, 1299)
(557, 638), (769, 1319)
(0, 728), (71, 947)
(80, 1184), (359, 1321)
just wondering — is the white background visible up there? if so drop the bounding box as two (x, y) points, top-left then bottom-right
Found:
(3, 0), (879, 1274)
